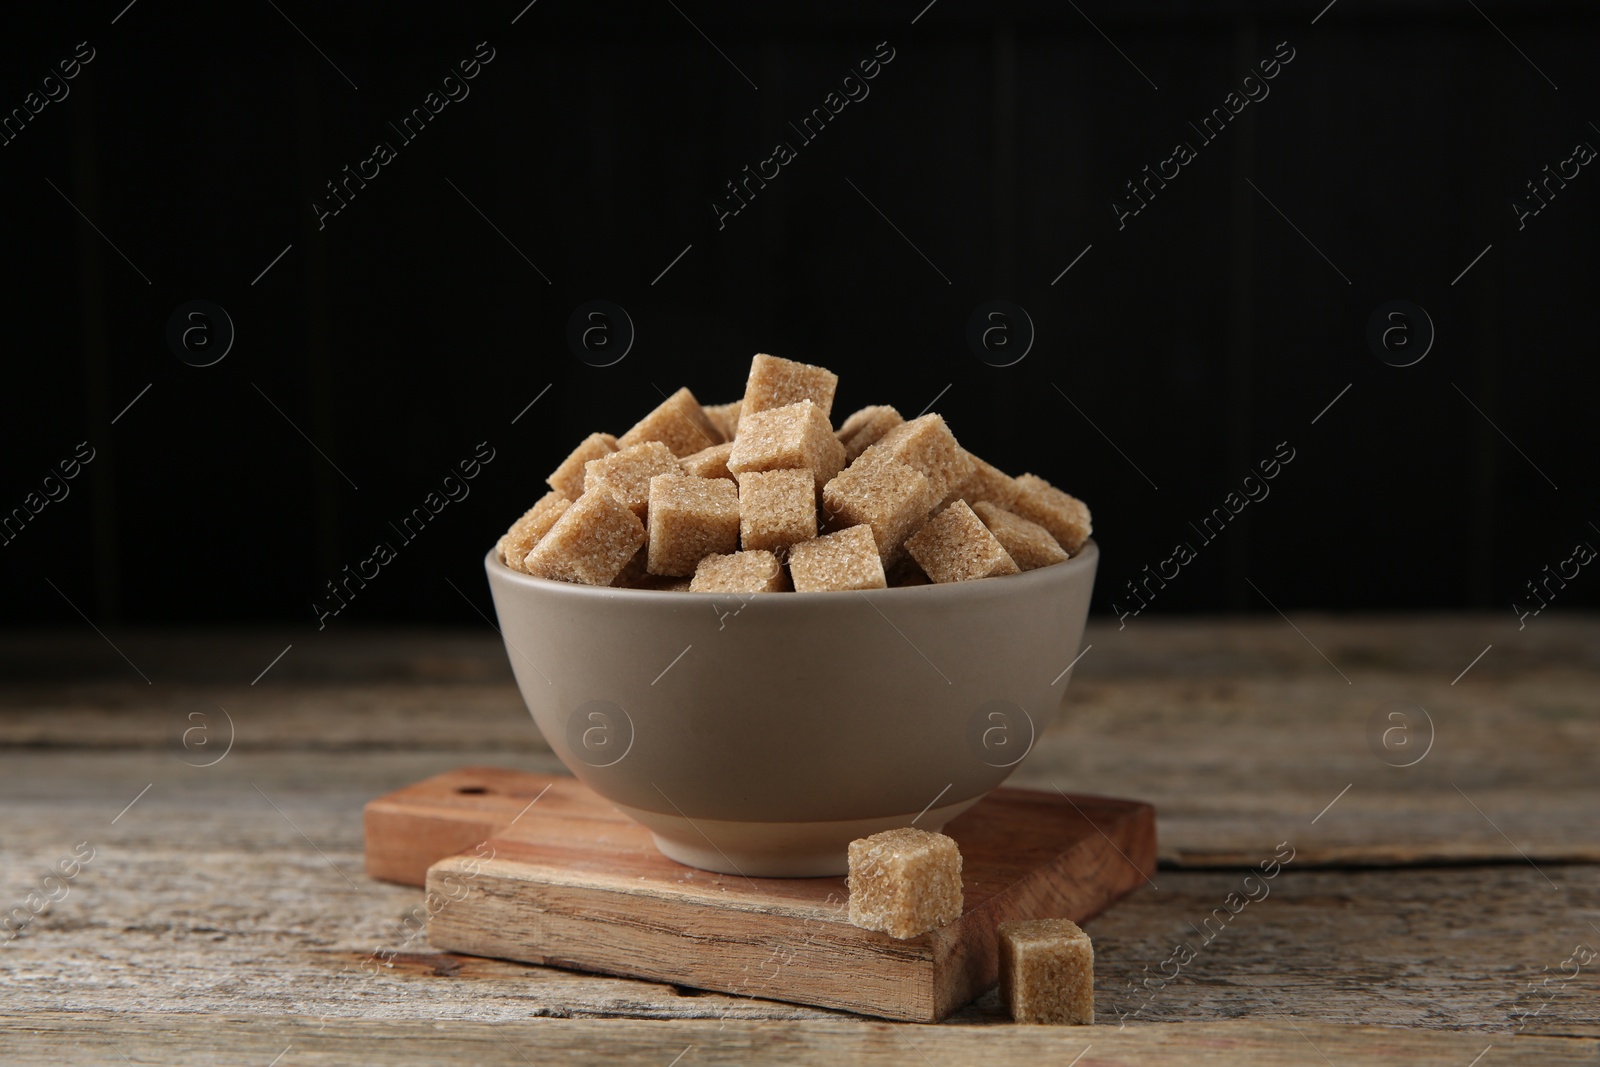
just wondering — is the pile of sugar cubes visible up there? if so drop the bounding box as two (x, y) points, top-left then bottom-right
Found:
(499, 353), (1092, 592)
(847, 826), (1094, 1025)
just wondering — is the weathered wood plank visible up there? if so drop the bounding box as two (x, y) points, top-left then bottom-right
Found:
(2, 619), (1595, 1047)
(1, 752), (1595, 1035)
(0, 1014), (1593, 1066)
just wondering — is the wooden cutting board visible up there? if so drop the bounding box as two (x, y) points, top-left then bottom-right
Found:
(363, 767), (1155, 1022)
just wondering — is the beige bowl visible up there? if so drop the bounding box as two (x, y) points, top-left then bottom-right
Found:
(484, 540), (1098, 876)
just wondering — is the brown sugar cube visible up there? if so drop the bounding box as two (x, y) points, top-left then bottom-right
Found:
(972, 501), (1068, 571)
(646, 474), (741, 577)
(680, 441), (735, 482)
(741, 352), (839, 419)
(787, 525), (886, 592)
(523, 489), (646, 586)
(497, 491), (571, 573)
(856, 414), (974, 502)
(737, 468), (817, 557)
(547, 433), (619, 501)
(690, 550), (788, 593)
(821, 458), (934, 566)
(943, 453), (1021, 510)
(905, 500), (1020, 583)
(584, 441), (681, 520)
(617, 387), (723, 457)
(846, 828), (963, 939)
(1012, 474), (1093, 553)
(726, 400), (846, 493)
(999, 918), (1094, 1024)
(703, 400), (743, 441)
(836, 405), (904, 462)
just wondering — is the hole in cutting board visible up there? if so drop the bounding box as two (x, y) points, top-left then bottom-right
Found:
(455, 786), (488, 794)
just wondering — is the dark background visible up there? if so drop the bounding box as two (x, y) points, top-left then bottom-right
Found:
(3, 0), (1596, 632)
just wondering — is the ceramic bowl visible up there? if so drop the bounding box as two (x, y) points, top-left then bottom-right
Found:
(484, 540), (1098, 876)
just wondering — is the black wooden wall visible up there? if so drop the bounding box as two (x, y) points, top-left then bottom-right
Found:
(2, 0), (1596, 627)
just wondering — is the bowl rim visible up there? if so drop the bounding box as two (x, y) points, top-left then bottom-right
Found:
(484, 537), (1097, 604)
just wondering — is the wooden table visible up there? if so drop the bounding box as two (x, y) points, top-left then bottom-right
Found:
(2, 617), (1596, 1065)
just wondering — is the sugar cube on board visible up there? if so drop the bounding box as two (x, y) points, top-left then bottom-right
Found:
(522, 489), (646, 586)
(846, 827), (964, 939)
(737, 468), (817, 557)
(690, 550), (788, 593)
(787, 525), (885, 592)
(681, 441), (735, 482)
(618, 387), (723, 458)
(1012, 474), (1093, 553)
(857, 414), (973, 502)
(497, 491), (571, 573)
(646, 474), (741, 576)
(972, 501), (1068, 571)
(904, 500), (1020, 583)
(821, 458), (933, 565)
(836, 405), (903, 462)
(547, 433), (618, 501)
(726, 400), (846, 492)
(741, 352), (838, 419)
(584, 441), (681, 520)
(998, 918), (1095, 1025)
(703, 400), (743, 441)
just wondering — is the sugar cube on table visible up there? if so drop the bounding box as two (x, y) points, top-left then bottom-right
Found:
(497, 491), (571, 573)
(522, 489), (646, 586)
(547, 433), (618, 501)
(971, 501), (1068, 571)
(646, 474), (741, 577)
(1011, 474), (1093, 553)
(821, 458), (933, 566)
(690, 550), (788, 593)
(943, 453), (1021, 511)
(846, 827), (964, 939)
(905, 500), (1020, 583)
(726, 400), (846, 493)
(836, 404), (903, 462)
(703, 400), (742, 441)
(584, 441), (681, 520)
(856, 414), (974, 502)
(787, 525), (885, 592)
(741, 352), (838, 419)
(680, 442), (735, 481)
(737, 468), (817, 557)
(998, 918), (1094, 1024)
(618, 387), (723, 458)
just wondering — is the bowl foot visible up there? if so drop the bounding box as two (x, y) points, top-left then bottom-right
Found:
(613, 796), (987, 877)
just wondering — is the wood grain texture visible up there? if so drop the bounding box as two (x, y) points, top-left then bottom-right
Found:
(368, 768), (1153, 1021)
(2, 619), (1597, 1061)
(4, 752), (1593, 1037)
(1, 1013), (1594, 1067)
